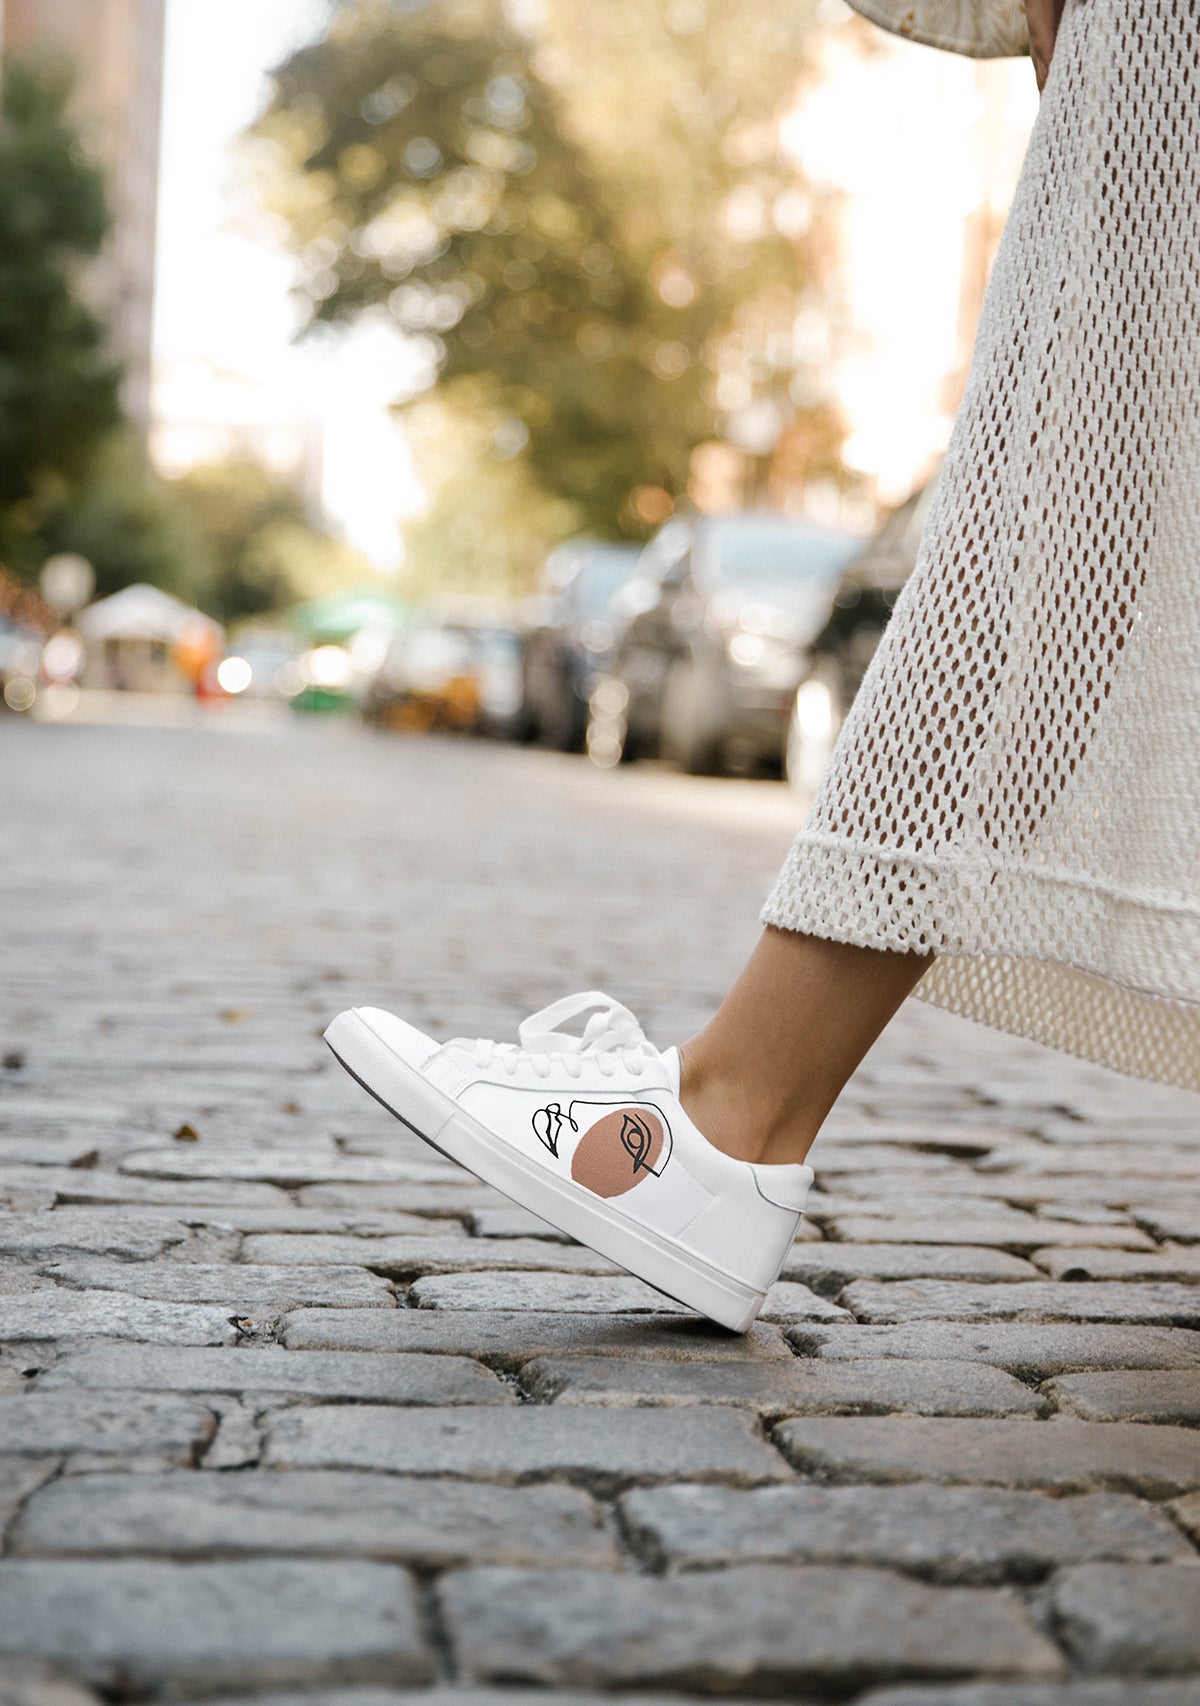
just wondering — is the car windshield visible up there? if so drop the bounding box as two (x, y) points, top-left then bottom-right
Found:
(570, 548), (640, 616)
(704, 520), (859, 603)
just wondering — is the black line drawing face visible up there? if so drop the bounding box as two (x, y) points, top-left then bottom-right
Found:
(619, 1110), (659, 1174)
(531, 1101), (579, 1158)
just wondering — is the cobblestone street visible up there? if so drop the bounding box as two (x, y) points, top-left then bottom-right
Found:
(4, 709), (1200, 1706)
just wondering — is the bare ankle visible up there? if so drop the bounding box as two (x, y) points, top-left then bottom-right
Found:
(677, 1040), (821, 1166)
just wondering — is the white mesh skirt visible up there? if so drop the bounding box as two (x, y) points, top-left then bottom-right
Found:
(762, 0), (1200, 1091)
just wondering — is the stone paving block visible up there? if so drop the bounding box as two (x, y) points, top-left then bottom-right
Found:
(1130, 1207), (1200, 1243)
(297, 1182), (497, 1214)
(982, 1145), (1200, 1179)
(809, 1146), (966, 1174)
(0, 1656), (103, 1706)
(199, 1693), (766, 1706)
(620, 1482), (1190, 1577)
(37, 1344), (511, 1404)
(120, 1148), (460, 1187)
(40, 1260), (394, 1311)
(241, 1232), (619, 1275)
(841, 1280), (1200, 1326)
(1052, 1564), (1200, 1674)
(264, 1403), (794, 1487)
(0, 1290), (242, 1344)
(0, 1392), (215, 1462)
(782, 1244), (1040, 1291)
(1167, 1490), (1200, 1542)
(15, 1470), (617, 1568)
(1031, 1246), (1200, 1283)
(467, 1207), (568, 1239)
(787, 1321), (1200, 1376)
(0, 1167), (290, 1207)
(774, 1416), (1200, 1496)
(0, 1459), (59, 1530)
(0, 1211), (189, 1261)
(0, 1559), (431, 1690)
(0, 1137), (99, 1169)
(859, 1682), (1200, 1705)
(817, 1172), (1198, 1208)
(825, 1216), (1157, 1251)
(758, 1281), (853, 1323)
(440, 1563), (1064, 1688)
(173, 1207), (444, 1236)
(521, 1355), (1044, 1417)
(1045, 1370), (1200, 1423)
(408, 1271), (675, 1313)
(283, 1308), (792, 1364)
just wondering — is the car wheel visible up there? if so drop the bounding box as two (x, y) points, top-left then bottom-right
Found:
(786, 665), (843, 799)
(660, 657), (723, 776)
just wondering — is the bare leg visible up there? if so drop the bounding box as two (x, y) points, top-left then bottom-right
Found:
(679, 926), (931, 1166)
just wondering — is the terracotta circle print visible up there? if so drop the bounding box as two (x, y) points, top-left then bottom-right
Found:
(570, 1106), (666, 1198)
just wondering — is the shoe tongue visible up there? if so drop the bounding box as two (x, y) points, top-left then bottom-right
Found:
(661, 1045), (682, 1095)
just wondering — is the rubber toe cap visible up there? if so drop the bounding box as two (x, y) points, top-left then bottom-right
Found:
(351, 1006), (439, 1070)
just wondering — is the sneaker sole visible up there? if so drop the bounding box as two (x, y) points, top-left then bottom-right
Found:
(323, 1007), (765, 1333)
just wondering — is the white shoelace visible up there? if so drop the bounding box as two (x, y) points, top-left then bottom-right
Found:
(468, 991), (658, 1081)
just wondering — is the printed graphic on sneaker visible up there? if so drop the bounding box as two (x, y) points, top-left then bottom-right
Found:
(531, 1101), (579, 1158)
(568, 1104), (670, 1198)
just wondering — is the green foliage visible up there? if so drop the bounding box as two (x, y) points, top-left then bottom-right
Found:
(169, 458), (376, 624)
(251, 0), (827, 545)
(40, 432), (210, 603)
(0, 55), (123, 566)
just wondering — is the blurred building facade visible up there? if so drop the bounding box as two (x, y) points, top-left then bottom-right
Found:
(0, 0), (166, 444)
(766, 13), (1038, 523)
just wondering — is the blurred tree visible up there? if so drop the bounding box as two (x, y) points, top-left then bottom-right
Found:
(0, 56), (124, 571)
(39, 432), (210, 603)
(169, 458), (376, 624)
(250, 0), (829, 547)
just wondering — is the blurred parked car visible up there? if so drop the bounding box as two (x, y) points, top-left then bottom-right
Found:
(785, 478), (935, 794)
(587, 512), (861, 775)
(521, 539), (642, 750)
(365, 614), (524, 738)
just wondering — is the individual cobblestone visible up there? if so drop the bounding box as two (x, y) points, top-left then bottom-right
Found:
(521, 1355), (1045, 1416)
(15, 1471), (616, 1567)
(0, 1211), (191, 1260)
(841, 1280), (1200, 1326)
(283, 1308), (793, 1363)
(38, 1259), (394, 1311)
(241, 1231), (621, 1274)
(408, 1272), (675, 1313)
(36, 1344), (512, 1404)
(0, 1290), (242, 1344)
(619, 1483), (1190, 1577)
(821, 1214), (1158, 1251)
(1051, 1564), (1200, 1673)
(264, 1403), (794, 1486)
(1030, 1246), (1200, 1282)
(440, 1564), (1065, 1688)
(786, 1322), (1200, 1375)
(1043, 1371), (1200, 1424)
(774, 1417), (1200, 1495)
(0, 1560), (431, 1690)
(781, 1243), (1040, 1290)
(0, 1392), (216, 1462)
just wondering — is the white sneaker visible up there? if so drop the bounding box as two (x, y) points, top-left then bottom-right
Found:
(324, 992), (813, 1333)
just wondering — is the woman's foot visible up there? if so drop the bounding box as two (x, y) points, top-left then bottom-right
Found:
(324, 991), (813, 1333)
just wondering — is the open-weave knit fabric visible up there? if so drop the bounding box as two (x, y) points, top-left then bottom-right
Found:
(763, 0), (1200, 1091)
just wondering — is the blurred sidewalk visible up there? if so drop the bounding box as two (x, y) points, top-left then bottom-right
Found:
(1, 715), (1198, 1702)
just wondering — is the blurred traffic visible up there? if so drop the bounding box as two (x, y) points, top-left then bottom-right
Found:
(6, 488), (935, 800)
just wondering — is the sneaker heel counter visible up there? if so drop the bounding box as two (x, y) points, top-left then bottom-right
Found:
(750, 1162), (814, 1214)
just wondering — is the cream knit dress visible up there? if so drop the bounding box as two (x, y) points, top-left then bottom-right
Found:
(762, 0), (1200, 1091)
